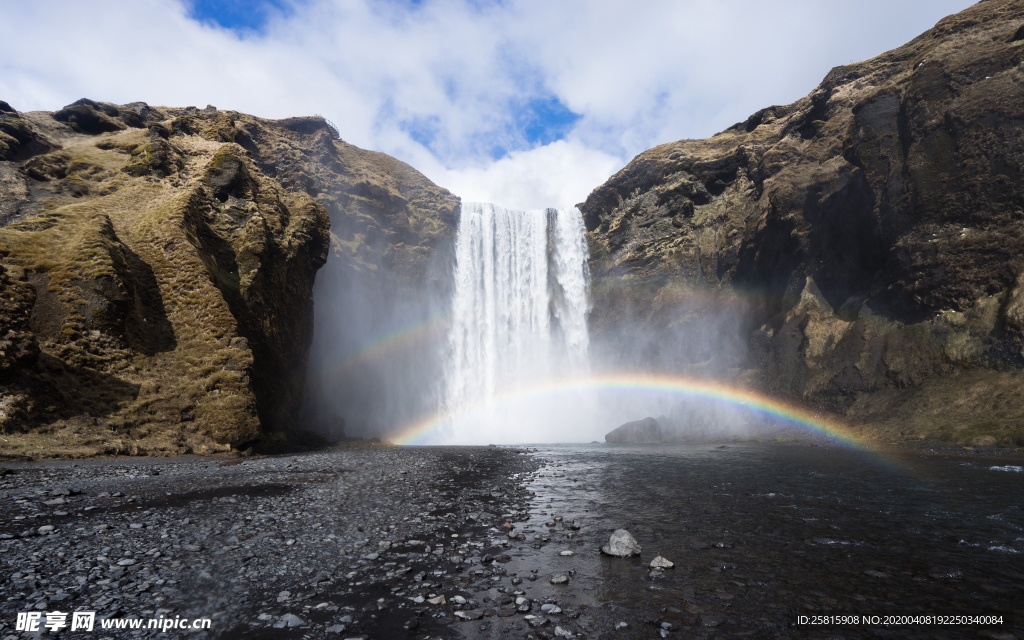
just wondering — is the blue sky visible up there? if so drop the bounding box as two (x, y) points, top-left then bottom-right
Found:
(1, 0), (975, 208)
(187, 0), (298, 32)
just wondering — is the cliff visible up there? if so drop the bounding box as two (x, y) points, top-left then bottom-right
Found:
(581, 0), (1024, 446)
(0, 100), (456, 457)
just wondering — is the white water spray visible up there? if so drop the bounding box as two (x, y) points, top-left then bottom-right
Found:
(441, 203), (594, 443)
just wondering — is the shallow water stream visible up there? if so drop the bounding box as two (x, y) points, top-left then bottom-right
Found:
(487, 442), (1023, 640)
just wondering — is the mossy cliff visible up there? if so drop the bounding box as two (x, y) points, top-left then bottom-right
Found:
(580, 0), (1024, 446)
(0, 101), (454, 457)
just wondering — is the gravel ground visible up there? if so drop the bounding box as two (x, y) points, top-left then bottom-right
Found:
(0, 445), (589, 640)
(6, 441), (1016, 640)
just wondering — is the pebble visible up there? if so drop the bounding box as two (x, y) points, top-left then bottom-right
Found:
(650, 555), (674, 568)
(550, 574), (569, 585)
(559, 550), (574, 556)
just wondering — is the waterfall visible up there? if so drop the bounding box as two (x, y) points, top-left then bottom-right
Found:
(442, 202), (592, 443)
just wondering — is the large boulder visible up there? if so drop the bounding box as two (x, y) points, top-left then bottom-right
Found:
(605, 416), (662, 443)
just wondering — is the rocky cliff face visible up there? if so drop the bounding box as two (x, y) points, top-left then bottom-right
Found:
(581, 0), (1024, 445)
(0, 100), (455, 457)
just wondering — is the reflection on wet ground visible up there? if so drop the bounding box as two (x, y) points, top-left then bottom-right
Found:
(483, 443), (1023, 640)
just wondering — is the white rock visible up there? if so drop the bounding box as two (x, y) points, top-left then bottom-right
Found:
(650, 555), (674, 568)
(451, 595), (467, 604)
(559, 550), (574, 556)
(428, 595), (446, 605)
(278, 614), (306, 627)
(601, 529), (641, 557)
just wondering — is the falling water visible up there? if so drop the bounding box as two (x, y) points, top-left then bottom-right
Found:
(442, 203), (593, 443)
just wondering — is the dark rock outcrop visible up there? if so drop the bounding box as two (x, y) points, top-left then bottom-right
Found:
(605, 416), (662, 443)
(0, 101), (453, 457)
(582, 0), (1024, 445)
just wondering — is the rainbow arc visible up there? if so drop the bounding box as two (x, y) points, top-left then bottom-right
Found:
(392, 373), (872, 448)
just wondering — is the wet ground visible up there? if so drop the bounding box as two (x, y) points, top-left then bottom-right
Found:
(506, 442), (1024, 640)
(0, 442), (1021, 639)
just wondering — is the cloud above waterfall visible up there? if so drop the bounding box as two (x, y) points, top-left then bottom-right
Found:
(0, 0), (973, 209)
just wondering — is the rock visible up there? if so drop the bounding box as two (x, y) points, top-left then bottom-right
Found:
(541, 604), (562, 614)
(650, 556), (674, 568)
(117, 559), (136, 566)
(605, 417), (662, 443)
(549, 575), (569, 585)
(277, 613), (306, 628)
(559, 550), (574, 556)
(42, 498), (65, 506)
(37, 525), (54, 534)
(428, 595), (446, 605)
(554, 626), (574, 638)
(325, 624), (346, 633)
(524, 615), (548, 628)
(451, 595), (467, 604)
(454, 610), (483, 620)
(601, 529), (642, 557)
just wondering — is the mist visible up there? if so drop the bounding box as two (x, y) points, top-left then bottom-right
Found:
(302, 187), (455, 443)
(304, 194), (788, 445)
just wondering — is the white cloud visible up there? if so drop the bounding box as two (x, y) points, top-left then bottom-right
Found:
(439, 139), (622, 210)
(0, 0), (974, 208)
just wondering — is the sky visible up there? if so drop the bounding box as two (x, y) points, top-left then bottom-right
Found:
(1, 0), (974, 210)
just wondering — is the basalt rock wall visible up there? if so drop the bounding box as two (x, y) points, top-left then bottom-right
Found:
(581, 0), (1024, 445)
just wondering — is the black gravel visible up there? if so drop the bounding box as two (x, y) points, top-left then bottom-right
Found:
(0, 446), (556, 639)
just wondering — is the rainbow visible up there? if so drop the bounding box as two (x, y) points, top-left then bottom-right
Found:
(392, 373), (872, 448)
(314, 314), (450, 381)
